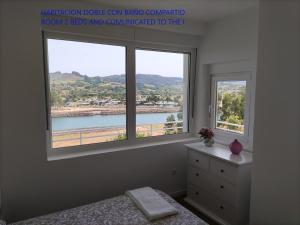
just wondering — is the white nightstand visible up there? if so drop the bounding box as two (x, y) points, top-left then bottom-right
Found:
(185, 142), (252, 225)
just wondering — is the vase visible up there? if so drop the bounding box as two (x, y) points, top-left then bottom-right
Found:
(229, 139), (243, 154)
(204, 138), (214, 147)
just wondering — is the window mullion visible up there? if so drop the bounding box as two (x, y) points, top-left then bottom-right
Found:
(126, 45), (136, 142)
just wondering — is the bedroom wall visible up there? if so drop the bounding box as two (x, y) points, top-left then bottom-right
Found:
(194, 7), (258, 149)
(250, 1), (300, 224)
(0, 0), (3, 209)
(0, 0), (201, 222)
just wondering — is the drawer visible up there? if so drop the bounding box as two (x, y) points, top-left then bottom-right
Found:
(188, 166), (213, 190)
(188, 166), (237, 206)
(210, 158), (238, 184)
(187, 184), (236, 224)
(211, 197), (236, 225)
(211, 179), (236, 207)
(187, 184), (215, 212)
(188, 150), (209, 171)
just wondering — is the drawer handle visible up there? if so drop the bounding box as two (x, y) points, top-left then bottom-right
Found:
(195, 159), (199, 163)
(220, 169), (224, 173)
(195, 173), (199, 177)
(195, 191), (199, 195)
(220, 205), (224, 210)
(220, 185), (224, 189)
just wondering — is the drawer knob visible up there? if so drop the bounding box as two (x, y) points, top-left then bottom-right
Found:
(195, 173), (199, 177)
(220, 185), (224, 189)
(195, 159), (199, 163)
(220, 205), (224, 210)
(220, 169), (224, 173)
(195, 191), (199, 195)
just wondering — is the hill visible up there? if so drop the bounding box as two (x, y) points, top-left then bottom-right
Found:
(50, 71), (183, 88)
(49, 71), (184, 107)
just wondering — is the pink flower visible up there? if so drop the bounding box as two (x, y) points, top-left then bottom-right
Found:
(198, 128), (214, 139)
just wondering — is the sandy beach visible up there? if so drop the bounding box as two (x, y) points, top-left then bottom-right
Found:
(51, 105), (180, 117)
(52, 123), (175, 148)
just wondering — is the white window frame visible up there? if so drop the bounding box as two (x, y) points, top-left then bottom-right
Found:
(134, 47), (190, 134)
(210, 72), (252, 145)
(42, 31), (197, 158)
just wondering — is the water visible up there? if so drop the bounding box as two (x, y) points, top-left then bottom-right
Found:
(52, 112), (180, 131)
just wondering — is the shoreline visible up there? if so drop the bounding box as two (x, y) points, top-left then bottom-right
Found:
(51, 106), (181, 118)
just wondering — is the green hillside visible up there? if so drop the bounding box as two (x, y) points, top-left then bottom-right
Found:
(49, 71), (184, 107)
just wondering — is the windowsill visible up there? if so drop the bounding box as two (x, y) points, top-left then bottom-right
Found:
(47, 136), (199, 161)
(213, 130), (252, 152)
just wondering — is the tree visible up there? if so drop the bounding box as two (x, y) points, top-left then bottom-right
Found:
(167, 114), (175, 122)
(176, 112), (183, 133)
(146, 93), (160, 104)
(219, 93), (233, 121)
(51, 91), (64, 107)
(226, 114), (242, 131)
(177, 112), (183, 121)
(217, 91), (245, 131)
(219, 92), (245, 121)
(174, 95), (182, 106)
(164, 114), (176, 135)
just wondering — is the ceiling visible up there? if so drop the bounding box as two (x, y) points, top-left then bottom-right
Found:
(90, 0), (258, 22)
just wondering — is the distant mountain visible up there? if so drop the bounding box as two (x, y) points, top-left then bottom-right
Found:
(50, 71), (183, 88)
(217, 81), (246, 93)
(50, 71), (83, 81)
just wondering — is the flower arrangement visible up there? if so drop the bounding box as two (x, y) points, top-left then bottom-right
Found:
(198, 128), (214, 147)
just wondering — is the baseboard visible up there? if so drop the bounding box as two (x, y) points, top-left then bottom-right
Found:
(169, 189), (187, 198)
(184, 197), (230, 225)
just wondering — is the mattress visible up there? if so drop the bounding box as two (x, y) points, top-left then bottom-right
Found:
(10, 190), (207, 225)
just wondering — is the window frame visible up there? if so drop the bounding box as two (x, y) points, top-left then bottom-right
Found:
(134, 47), (191, 137)
(210, 72), (252, 144)
(42, 31), (196, 156)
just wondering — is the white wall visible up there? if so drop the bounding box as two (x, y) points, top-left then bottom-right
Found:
(194, 7), (258, 150)
(250, 1), (300, 224)
(0, 0), (200, 222)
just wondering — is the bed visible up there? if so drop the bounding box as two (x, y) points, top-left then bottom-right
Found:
(9, 190), (207, 225)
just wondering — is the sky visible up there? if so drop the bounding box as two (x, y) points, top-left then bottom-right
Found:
(47, 39), (184, 78)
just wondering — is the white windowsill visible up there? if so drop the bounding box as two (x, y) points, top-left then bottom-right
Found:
(47, 136), (199, 161)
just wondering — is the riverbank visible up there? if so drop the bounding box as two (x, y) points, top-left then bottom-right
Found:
(52, 123), (167, 148)
(51, 105), (180, 117)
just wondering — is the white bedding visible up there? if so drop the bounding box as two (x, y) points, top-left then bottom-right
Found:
(10, 190), (207, 225)
(126, 187), (178, 220)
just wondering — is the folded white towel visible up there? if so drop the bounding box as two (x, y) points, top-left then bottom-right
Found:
(126, 187), (178, 221)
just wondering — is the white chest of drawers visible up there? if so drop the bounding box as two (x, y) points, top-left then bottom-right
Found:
(185, 142), (252, 225)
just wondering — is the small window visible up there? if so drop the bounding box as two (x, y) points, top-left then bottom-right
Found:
(135, 49), (189, 138)
(211, 74), (250, 137)
(46, 38), (126, 148)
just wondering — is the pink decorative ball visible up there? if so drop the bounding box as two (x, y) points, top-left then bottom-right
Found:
(229, 139), (243, 155)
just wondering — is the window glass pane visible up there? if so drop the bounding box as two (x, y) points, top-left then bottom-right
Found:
(47, 39), (126, 148)
(215, 80), (246, 134)
(135, 49), (189, 138)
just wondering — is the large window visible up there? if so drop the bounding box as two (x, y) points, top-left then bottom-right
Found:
(211, 74), (250, 137)
(135, 49), (189, 138)
(44, 35), (193, 150)
(46, 39), (126, 148)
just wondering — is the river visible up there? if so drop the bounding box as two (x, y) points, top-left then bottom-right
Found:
(52, 112), (179, 131)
